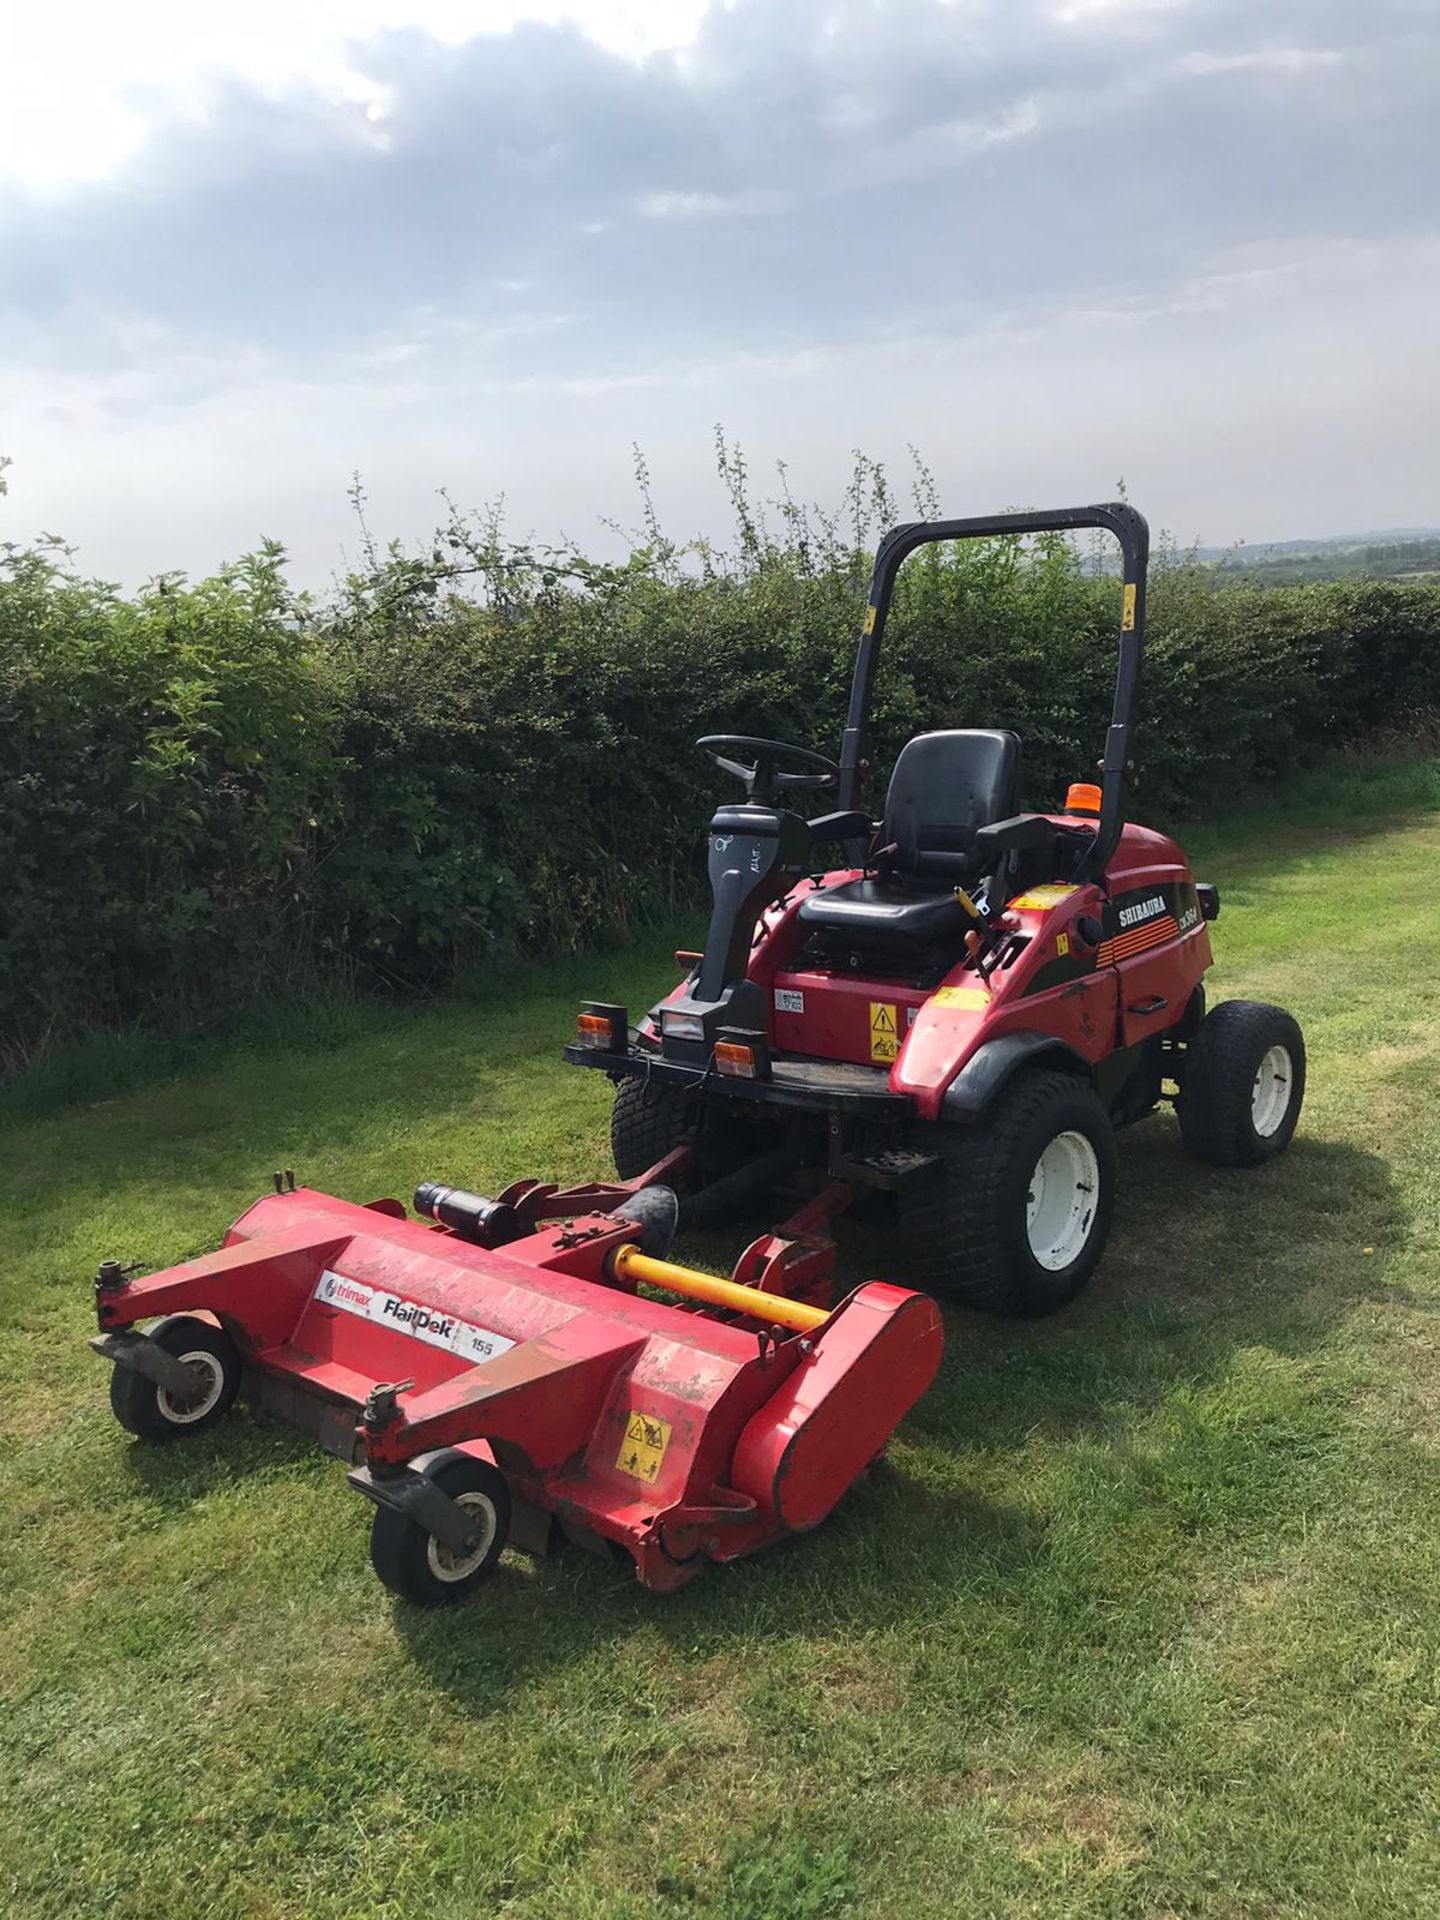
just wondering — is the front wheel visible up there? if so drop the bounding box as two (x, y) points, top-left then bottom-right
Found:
(1178, 1000), (1305, 1167)
(900, 1068), (1117, 1315)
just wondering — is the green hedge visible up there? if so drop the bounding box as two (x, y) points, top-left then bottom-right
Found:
(3, 500), (1439, 1063)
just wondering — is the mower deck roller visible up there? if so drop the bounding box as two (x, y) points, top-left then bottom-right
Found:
(92, 1177), (941, 1603)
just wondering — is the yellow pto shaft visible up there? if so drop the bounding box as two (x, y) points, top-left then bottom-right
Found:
(609, 1244), (828, 1333)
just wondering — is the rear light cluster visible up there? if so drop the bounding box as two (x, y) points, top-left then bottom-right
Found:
(714, 1030), (770, 1080)
(574, 1002), (627, 1051)
(589, 999), (772, 1080)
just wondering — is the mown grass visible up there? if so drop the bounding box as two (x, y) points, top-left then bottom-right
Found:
(2, 751), (1440, 1918)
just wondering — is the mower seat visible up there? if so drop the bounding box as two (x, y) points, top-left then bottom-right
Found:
(795, 877), (970, 943)
(798, 729), (1020, 943)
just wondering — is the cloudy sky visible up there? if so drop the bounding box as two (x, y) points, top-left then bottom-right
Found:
(1, 0), (1435, 583)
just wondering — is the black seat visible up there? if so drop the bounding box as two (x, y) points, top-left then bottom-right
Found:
(798, 729), (1021, 944)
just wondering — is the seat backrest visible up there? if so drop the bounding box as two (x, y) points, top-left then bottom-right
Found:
(881, 729), (1021, 879)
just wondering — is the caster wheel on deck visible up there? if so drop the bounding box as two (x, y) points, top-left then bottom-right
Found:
(369, 1452), (513, 1606)
(108, 1314), (242, 1441)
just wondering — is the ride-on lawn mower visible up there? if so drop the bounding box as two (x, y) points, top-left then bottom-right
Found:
(565, 501), (1306, 1314)
(88, 502), (1302, 1608)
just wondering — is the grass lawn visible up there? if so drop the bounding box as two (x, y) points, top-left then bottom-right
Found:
(2, 752), (1440, 1919)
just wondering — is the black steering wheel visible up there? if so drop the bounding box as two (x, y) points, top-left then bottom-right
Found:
(697, 734), (840, 806)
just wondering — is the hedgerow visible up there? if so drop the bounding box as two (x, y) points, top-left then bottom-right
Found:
(3, 455), (1438, 1063)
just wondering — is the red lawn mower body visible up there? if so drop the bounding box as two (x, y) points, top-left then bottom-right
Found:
(566, 501), (1304, 1315)
(89, 500), (1302, 1608)
(651, 818), (1212, 1123)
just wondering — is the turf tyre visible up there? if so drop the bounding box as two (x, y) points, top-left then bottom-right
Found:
(369, 1452), (512, 1606)
(1177, 1000), (1305, 1168)
(611, 1076), (693, 1180)
(901, 1068), (1117, 1316)
(108, 1314), (242, 1440)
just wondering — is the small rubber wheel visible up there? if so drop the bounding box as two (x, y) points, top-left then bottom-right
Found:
(108, 1314), (242, 1441)
(901, 1068), (1117, 1315)
(369, 1452), (512, 1606)
(610, 1077), (692, 1180)
(1178, 1000), (1306, 1167)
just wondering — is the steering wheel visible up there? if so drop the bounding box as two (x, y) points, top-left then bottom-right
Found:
(697, 734), (840, 805)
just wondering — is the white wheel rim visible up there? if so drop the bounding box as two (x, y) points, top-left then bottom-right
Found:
(157, 1349), (226, 1425)
(426, 1490), (498, 1583)
(1251, 1044), (1294, 1138)
(1026, 1130), (1101, 1272)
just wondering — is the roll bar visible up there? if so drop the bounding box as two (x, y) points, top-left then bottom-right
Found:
(836, 502), (1149, 879)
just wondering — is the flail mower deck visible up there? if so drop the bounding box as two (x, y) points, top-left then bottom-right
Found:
(92, 1160), (941, 1604)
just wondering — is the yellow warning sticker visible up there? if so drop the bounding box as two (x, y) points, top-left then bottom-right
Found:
(616, 1410), (671, 1484)
(1010, 884), (1079, 911)
(1055, 932), (1070, 957)
(1122, 582), (1137, 631)
(936, 983), (990, 1013)
(869, 1000), (900, 1062)
(862, 605), (877, 635)
(931, 985), (990, 1011)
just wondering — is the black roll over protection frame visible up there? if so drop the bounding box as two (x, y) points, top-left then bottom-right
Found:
(836, 503), (1149, 881)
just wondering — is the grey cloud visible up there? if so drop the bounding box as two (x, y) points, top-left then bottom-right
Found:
(2, 0), (1434, 374)
(1, 0), (1437, 583)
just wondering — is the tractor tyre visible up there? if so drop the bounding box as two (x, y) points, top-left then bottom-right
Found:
(610, 1077), (693, 1180)
(108, 1314), (243, 1441)
(369, 1452), (512, 1607)
(900, 1068), (1117, 1316)
(1177, 1000), (1305, 1168)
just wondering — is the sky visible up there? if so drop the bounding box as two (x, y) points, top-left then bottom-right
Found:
(1, 0), (1436, 585)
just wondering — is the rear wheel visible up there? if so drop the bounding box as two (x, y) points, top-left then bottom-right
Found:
(610, 1077), (692, 1180)
(1178, 1001), (1305, 1167)
(900, 1068), (1117, 1315)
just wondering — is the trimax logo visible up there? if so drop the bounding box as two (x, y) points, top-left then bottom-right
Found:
(1118, 893), (1166, 930)
(326, 1276), (371, 1312)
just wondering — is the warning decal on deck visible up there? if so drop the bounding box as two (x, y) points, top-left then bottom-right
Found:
(616, 1410), (672, 1484)
(869, 1000), (900, 1063)
(315, 1270), (516, 1365)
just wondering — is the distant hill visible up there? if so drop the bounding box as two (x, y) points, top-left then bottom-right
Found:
(1196, 529), (1440, 585)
